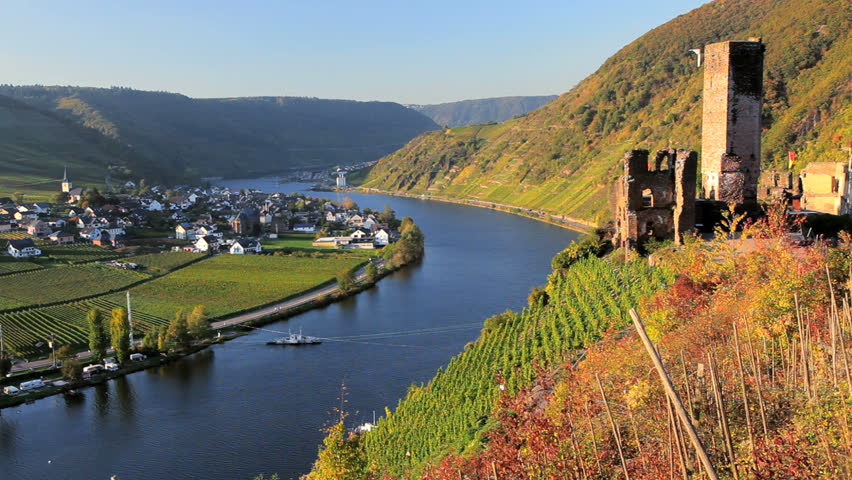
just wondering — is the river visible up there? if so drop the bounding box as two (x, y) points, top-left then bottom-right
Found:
(0, 181), (579, 480)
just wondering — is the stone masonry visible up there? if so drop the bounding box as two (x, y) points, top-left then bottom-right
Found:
(613, 149), (698, 249)
(701, 40), (764, 207)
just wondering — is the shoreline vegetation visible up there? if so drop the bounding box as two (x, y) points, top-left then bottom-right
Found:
(356, 187), (594, 234)
(0, 220), (425, 411)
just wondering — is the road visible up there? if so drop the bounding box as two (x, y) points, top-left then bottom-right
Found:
(10, 261), (377, 373)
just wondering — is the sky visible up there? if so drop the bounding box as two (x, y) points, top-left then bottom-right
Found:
(0, 0), (709, 104)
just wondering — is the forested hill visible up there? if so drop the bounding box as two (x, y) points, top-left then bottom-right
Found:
(365, 0), (851, 224)
(0, 94), (167, 198)
(408, 95), (557, 127)
(0, 86), (440, 180)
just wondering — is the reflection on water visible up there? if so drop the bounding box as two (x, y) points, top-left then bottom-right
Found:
(94, 383), (110, 418)
(0, 416), (17, 454)
(115, 377), (136, 420)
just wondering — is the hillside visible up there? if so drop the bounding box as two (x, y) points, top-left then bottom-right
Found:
(0, 94), (166, 200)
(364, 0), (851, 224)
(0, 86), (440, 180)
(408, 95), (557, 127)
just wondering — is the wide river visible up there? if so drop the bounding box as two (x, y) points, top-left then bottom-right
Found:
(0, 181), (579, 480)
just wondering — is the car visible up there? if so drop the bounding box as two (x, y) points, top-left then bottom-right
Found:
(129, 353), (147, 361)
(2, 386), (20, 395)
(104, 361), (120, 372)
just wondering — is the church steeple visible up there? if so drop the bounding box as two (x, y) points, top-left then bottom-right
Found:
(61, 166), (72, 193)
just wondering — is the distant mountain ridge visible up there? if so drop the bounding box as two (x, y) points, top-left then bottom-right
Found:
(0, 86), (440, 181)
(366, 0), (850, 224)
(407, 95), (557, 127)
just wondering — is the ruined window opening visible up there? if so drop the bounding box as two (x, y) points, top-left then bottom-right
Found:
(832, 177), (839, 193)
(642, 188), (654, 207)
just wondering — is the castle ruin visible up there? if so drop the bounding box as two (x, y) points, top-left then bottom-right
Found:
(612, 149), (697, 249)
(700, 39), (765, 207)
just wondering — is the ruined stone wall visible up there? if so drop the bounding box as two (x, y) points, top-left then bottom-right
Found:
(701, 40), (764, 206)
(614, 149), (697, 249)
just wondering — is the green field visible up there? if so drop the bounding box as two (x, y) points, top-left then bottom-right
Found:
(261, 233), (323, 250)
(128, 251), (204, 275)
(112, 253), (365, 320)
(0, 256), (42, 275)
(0, 264), (149, 310)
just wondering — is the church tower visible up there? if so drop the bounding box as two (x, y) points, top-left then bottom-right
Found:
(700, 39), (764, 207)
(61, 167), (72, 193)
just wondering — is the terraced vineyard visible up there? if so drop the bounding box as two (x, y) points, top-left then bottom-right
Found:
(0, 257), (41, 275)
(38, 243), (122, 264)
(361, 256), (674, 477)
(128, 251), (204, 275)
(0, 264), (149, 310)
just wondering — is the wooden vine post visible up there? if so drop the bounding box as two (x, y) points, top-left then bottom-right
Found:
(629, 308), (720, 480)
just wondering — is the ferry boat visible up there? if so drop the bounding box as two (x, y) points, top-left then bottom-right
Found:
(266, 328), (322, 345)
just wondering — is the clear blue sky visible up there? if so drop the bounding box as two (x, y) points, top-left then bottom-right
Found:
(0, 0), (708, 104)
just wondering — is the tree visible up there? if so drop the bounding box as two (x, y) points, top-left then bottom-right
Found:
(61, 359), (83, 382)
(110, 308), (131, 363)
(141, 327), (159, 351)
(365, 262), (379, 283)
(0, 353), (11, 378)
(187, 305), (212, 340)
(55, 345), (75, 363)
(87, 309), (108, 361)
(379, 204), (396, 224)
(53, 191), (69, 204)
(303, 421), (366, 480)
(341, 197), (358, 210)
(336, 268), (356, 292)
(156, 326), (168, 352)
(166, 310), (191, 350)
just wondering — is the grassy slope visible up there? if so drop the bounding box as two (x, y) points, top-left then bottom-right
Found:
(365, 0), (851, 224)
(411, 95), (558, 127)
(0, 87), (440, 180)
(0, 95), (119, 199)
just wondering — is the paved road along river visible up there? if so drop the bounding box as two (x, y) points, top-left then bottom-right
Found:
(0, 182), (579, 480)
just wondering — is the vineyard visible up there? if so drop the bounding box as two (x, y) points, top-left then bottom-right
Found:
(38, 243), (122, 263)
(128, 251), (205, 275)
(360, 255), (674, 477)
(0, 257), (41, 275)
(110, 253), (366, 320)
(0, 264), (149, 310)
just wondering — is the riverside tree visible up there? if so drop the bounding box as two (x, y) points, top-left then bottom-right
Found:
(187, 305), (212, 340)
(166, 310), (191, 350)
(364, 262), (378, 283)
(336, 268), (356, 292)
(110, 308), (131, 363)
(303, 421), (366, 480)
(86, 309), (108, 361)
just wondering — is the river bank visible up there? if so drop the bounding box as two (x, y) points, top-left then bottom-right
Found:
(356, 187), (595, 234)
(1, 255), (408, 411)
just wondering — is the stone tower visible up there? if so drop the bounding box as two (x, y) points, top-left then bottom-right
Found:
(700, 39), (764, 207)
(61, 166), (72, 193)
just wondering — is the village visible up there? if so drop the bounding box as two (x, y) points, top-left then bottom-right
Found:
(3, 167), (401, 260)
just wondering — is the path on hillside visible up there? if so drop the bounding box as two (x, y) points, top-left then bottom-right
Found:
(10, 261), (378, 373)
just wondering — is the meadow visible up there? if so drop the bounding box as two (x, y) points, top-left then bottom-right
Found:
(260, 233), (324, 250)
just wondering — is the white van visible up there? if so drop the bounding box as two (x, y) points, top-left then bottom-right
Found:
(3, 385), (20, 395)
(104, 361), (120, 372)
(83, 364), (104, 375)
(129, 353), (147, 361)
(19, 379), (45, 391)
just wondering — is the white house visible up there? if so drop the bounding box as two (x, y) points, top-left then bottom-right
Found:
(7, 239), (41, 258)
(195, 235), (219, 252)
(293, 223), (316, 233)
(229, 239), (262, 255)
(147, 199), (164, 211)
(350, 228), (372, 240)
(175, 223), (196, 240)
(374, 229), (391, 246)
(78, 227), (102, 241)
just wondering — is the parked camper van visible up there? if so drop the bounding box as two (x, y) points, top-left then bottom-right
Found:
(129, 353), (147, 361)
(83, 364), (104, 376)
(104, 361), (120, 372)
(3, 386), (20, 395)
(19, 379), (45, 391)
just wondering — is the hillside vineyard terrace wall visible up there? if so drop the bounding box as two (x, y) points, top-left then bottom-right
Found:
(700, 40), (765, 207)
